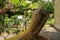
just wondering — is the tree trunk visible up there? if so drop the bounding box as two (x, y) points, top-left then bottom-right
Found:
(19, 8), (49, 40)
(54, 0), (60, 31)
(7, 8), (49, 40)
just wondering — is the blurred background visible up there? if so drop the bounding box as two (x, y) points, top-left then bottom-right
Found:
(0, 0), (60, 40)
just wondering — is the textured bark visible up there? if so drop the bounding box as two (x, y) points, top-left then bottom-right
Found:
(54, 0), (60, 31)
(7, 8), (49, 40)
(19, 9), (49, 40)
(0, 0), (12, 14)
(0, 7), (8, 14)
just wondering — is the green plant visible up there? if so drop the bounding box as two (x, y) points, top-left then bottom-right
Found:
(0, 0), (54, 33)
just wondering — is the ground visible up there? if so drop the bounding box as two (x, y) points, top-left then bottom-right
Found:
(0, 25), (60, 40)
(39, 25), (60, 40)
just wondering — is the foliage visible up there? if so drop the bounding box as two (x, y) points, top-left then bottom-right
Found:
(42, 0), (54, 13)
(0, 0), (54, 33)
(0, 0), (6, 8)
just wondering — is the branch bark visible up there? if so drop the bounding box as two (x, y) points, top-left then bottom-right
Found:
(0, 0), (14, 14)
(20, 9), (49, 40)
(7, 8), (49, 40)
(0, 7), (9, 14)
